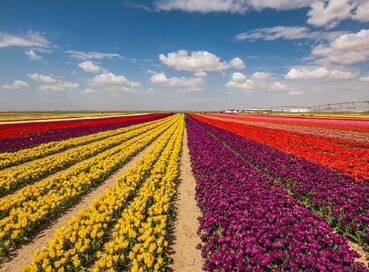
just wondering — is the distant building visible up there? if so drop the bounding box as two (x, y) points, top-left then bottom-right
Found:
(290, 108), (310, 113)
(225, 109), (239, 113)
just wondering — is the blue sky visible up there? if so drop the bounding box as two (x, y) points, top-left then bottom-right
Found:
(0, 0), (368, 111)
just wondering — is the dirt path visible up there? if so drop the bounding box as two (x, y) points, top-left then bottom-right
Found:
(0, 137), (160, 272)
(171, 129), (203, 272)
(348, 240), (369, 267)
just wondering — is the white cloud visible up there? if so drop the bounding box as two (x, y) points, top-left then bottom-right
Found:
(285, 66), (356, 80)
(229, 57), (245, 69)
(307, 0), (369, 28)
(25, 49), (42, 60)
(307, 0), (353, 28)
(159, 50), (245, 72)
(38, 81), (79, 92)
(154, 0), (314, 13)
(226, 72), (256, 91)
(360, 75), (369, 82)
(82, 88), (97, 94)
(150, 72), (204, 91)
(312, 29), (369, 65)
(288, 90), (304, 95)
(2, 80), (29, 90)
(28, 73), (57, 83)
(66, 50), (122, 60)
(270, 81), (288, 90)
(252, 71), (272, 79)
(353, 1), (369, 22)
(90, 72), (141, 93)
(235, 26), (347, 41)
(194, 71), (207, 77)
(79, 61), (104, 74)
(0, 31), (51, 49)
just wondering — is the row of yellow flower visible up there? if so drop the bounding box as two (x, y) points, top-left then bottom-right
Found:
(23, 115), (183, 272)
(0, 116), (179, 258)
(0, 115), (173, 170)
(0, 116), (174, 196)
(93, 118), (182, 272)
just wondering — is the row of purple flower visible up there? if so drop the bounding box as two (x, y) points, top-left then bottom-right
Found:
(187, 116), (367, 271)
(0, 114), (170, 153)
(194, 116), (369, 253)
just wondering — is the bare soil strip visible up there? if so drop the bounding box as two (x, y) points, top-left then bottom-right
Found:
(0, 135), (161, 272)
(171, 129), (203, 272)
(348, 240), (369, 267)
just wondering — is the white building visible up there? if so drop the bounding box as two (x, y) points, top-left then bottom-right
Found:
(290, 108), (310, 113)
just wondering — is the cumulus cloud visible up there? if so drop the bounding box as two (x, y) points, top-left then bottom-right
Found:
(285, 66), (357, 80)
(28, 73), (79, 92)
(307, 0), (369, 28)
(66, 50), (122, 60)
(270, 81), (289, 90)
(229, 57), (245, 69)
(38, 81), (79, 92)
(226, 72), (257, 91)
(150, 72), (204, 91)
(90, 72), (141, 93)
(25, 49), (42, 60)
(2, 80), (29, 90)
(28, 73), (57, 83)
(307, 0), (353, 28)
(0, 31), (51, 49)
(235, 26), (347, 41)
(353, 1), (369, 22)
(79, 61), (104, 73)
(252, 71), (272, 79)
(311, 29), (369, 65)
(154, 0), (314, 13)
(159, 50), (245, 72)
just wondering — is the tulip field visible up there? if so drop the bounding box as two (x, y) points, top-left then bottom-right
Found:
(0, 112), (368, 271)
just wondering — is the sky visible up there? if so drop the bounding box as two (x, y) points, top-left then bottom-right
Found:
(0, 0), (369, 111)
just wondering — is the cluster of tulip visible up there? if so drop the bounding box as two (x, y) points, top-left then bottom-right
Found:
(193, 116), (369, 253)
(187, 116), (367, 271)
(93, 117), (183, 272)
(0, 116), (174, 196)
(0, 114), (171, 170)
(0, 113), (171, 152)
(0, 117), (177, 258)
(23, 115), (183, 271)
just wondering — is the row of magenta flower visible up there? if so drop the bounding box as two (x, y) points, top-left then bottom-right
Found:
(187, 115), (368, 271)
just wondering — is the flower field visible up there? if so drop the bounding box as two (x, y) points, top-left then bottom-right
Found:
(0, 112), (368, 271)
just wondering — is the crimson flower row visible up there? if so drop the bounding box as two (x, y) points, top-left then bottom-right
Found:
(0, 113), (170, 152)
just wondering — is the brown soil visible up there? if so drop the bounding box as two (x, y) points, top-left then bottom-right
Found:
(348, 240), (369, 267)
(171, 129), (203, 272)
(0, 137), (160, 272)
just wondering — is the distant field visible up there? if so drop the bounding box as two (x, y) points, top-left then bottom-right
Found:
(239, 112), (369, 119)
(0, 111), (142, 122)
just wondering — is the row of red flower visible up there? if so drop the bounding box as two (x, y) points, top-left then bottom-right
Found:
(194, 114), (369, 181)
(211, 113), (369, 133)
(0, 114), (159, 139)
(0, 113), (171, 152)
